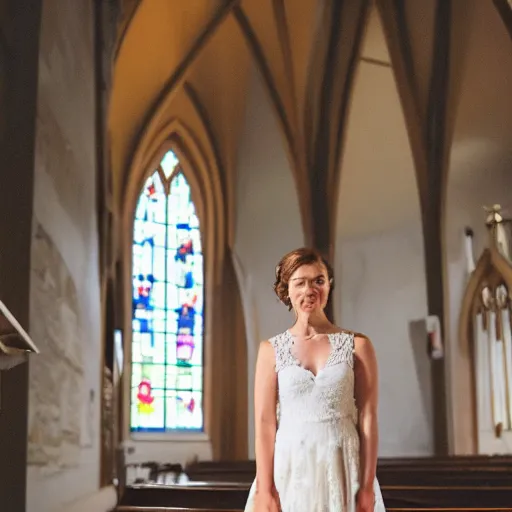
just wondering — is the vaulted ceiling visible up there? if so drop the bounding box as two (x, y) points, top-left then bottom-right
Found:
(108, 0), (512, 244)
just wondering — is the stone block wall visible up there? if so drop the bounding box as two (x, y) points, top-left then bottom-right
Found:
(26, 1), (102, 511)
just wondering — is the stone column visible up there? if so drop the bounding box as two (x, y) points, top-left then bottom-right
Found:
(0, 2), (42, 510)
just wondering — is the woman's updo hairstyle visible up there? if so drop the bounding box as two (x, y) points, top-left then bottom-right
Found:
(273, 247), (334, 310)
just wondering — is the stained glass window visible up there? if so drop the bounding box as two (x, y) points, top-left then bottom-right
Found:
(130, 150), (204, 433)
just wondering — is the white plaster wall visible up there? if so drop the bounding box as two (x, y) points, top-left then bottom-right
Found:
(27, 1), (103, 511)
(335, 35), (433, 455)
(337, 228), (432, 456)
(233, 64), (304, 457)
(444, 0), (512, 455)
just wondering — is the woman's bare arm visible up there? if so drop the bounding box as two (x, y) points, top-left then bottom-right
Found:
(354, 334), (379, 492)
(254, 340), (278, 493)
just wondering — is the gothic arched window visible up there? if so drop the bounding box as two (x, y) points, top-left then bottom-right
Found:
(130, 150), (204, 432)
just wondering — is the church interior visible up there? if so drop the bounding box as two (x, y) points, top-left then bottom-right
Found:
(1, 0), (512, 511)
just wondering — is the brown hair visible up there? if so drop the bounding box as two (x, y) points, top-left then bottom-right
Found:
(273, 247), (334, 310)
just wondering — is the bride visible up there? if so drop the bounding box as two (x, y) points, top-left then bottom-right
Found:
(244, 247), (385, 512)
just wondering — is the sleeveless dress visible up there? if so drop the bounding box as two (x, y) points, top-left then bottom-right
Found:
(244, 330), (385, 512)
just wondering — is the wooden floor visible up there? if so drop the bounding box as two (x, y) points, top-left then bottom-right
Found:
(117, 455), (512, 511)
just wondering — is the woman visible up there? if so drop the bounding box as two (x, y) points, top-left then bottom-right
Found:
(244, 248), (385, 512)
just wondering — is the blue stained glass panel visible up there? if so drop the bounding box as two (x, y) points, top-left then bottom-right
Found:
(131, 151), (204, 433)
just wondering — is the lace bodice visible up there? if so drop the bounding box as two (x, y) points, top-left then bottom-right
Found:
(270, 331), (358, 430)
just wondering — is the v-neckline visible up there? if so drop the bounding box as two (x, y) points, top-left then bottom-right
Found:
(286, 330), (336, 378)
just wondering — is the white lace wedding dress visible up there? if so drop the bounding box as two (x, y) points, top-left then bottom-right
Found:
(244, 330), (385, 512)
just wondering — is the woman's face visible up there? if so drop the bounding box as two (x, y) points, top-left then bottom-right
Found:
(288, 262), (330, 313)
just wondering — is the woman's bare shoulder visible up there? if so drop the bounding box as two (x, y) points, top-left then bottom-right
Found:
(258, 330), (287, 351)
(351, 332), (376, 362)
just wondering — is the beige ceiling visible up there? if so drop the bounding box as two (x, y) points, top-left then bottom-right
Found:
(109, 0), (512, 238)
(338, 7), (420, 238)
(448, 0), (512, 185)
(109, 0), (234, 194)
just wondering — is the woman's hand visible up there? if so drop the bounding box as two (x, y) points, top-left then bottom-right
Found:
(356, 486), (375, 512)
(254, 486), (281, 511)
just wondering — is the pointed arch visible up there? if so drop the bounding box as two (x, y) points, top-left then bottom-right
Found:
(122, 118), (226, 283)
(459, 244), (512, 452)
(120, 137), (214, 436)
(129, 154), (205, 433)
(120, 119), (247, 457)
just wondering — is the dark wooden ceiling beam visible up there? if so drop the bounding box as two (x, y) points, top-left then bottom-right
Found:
(332, 1), (370, 225)
(309, 0), (370, 255)
(309, 0), (346, 256)
(493, 0), (512, 40)
(377, 0), (454, 455)
(375, 0), (429, 212)
(422, 0), (453, 457)
(272, 0), (300, 131)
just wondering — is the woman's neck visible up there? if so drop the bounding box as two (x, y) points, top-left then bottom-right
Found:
(291, 312), (332, 335)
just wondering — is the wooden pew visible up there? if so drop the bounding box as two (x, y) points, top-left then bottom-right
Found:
(117, 508), (241, 512)
(184, 455), (512, 475)
(118, 509), (509, 512)
(183, 457), (512, 486)
(117, 482), (512, 510)
(118, 483), (249, 510)
(378, 454), (512, 465)
(184, 455), (512, 470)
(382, 485), (512, 508)
(117, 456), (512, 512)
(379, 472), (512, 487)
